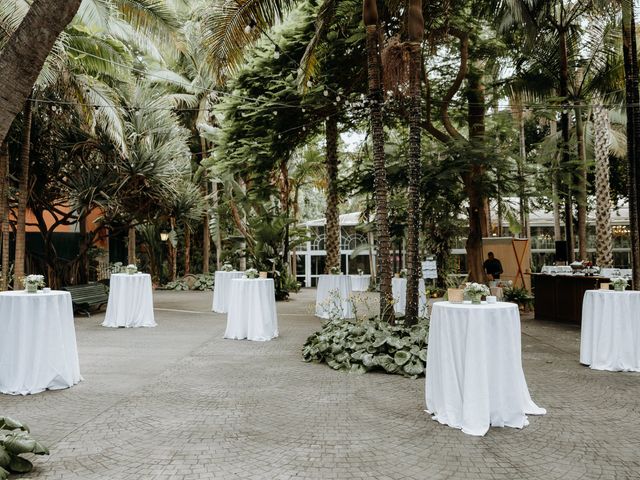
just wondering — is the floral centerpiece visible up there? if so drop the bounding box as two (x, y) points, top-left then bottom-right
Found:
(221, 263), (234, 272)
(125, 264), (138, 275)
(610, 277), (628, 292)
(463, 282), (490, 304)
(110, 262), (123, 274)
(330, 266), (341, 275)
(24, 274), (45, 293)
(399, 269), (407, 278)
(244, 268), (259, 279)
(357, 269), (364, 276)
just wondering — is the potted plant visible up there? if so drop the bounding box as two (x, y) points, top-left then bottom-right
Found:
(24, 275), (44, 294)
(463, 282), (490, 305)
(610, 277), (628, 292)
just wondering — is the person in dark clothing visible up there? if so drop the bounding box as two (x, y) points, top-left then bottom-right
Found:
(483, 252), (503, 280)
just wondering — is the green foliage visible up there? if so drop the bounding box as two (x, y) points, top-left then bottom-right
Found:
(161, 279), (189, 291)
(302, 318), (429, 379)
(503, 286), (534, 308)
(0, 416), (49, 479)
(192, 274), (215, 291)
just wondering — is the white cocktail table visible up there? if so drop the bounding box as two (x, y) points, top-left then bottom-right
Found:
(426, 301), (546, 436)
(315, 274), (353, 319)
(212, 271), (244, 313)
(0, 290), (82, 395)
(349, 274), (371, 292)
(103, 273), (156, 328)
(580, 290), (640, 372)
(392, 277), (427, 316)
(225, 278), (278, 341)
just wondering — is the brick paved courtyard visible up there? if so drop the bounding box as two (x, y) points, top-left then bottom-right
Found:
(1, 289), (639, 480)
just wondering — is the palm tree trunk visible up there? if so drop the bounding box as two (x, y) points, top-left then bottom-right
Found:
(363, 0), (393, 321)
(184, 228), (191, 275)
(575, 104), (588, 260)
(404, 0), (424, 324)
(593, 102), (613, 268)
(211, 180), (222, 270)
(324, 116), (340, 273)
(127, 225), (136, 265)
(13, 97), (33, 288)
(0, 142), (9, 291)
(78, 212), (89, 283)
(550, 118), (562, 241)
(202, 177), (210, 274)
(0, 0), (82, 144)
(622, 0), (640, 288)
(559, 27), (575, 263)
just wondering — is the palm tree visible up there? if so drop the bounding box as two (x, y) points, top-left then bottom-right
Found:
(593, 101), (613, 267)
(324, 116), (341, 273)
(0, 0), (83, 145)
(404, 0), (424, 324)
(363, 0), (393, 321)
(0, 141), (9, 290)
(621, 0), (640, 288)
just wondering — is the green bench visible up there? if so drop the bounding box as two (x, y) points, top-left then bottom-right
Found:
(63, 283), (109, 317)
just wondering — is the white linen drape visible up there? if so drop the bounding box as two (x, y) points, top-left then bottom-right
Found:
(580, 290), (640, 372)
(0, 291), (82, 395)
(426, 301), (546, 436)
(212, 271), (244, 313)
(392, 277), (427, 316)
(349, 275), (371, 292)
(225, 279), (278, 341)
(315, 275), (354, 319)
(103, 273), (156, 328)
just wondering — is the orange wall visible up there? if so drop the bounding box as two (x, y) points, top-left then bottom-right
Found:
(24, 206), (108, 249)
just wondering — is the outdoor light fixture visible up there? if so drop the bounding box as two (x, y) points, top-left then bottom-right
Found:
(160, 231), (170, 242)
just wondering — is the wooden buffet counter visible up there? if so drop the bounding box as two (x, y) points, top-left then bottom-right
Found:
(532, 273), (610, 324)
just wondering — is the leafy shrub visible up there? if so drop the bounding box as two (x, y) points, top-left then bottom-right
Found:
(193, 274), (215, 291)
(0, 417), (49, 479)
(302, 318), (429, 378)
(503, 286), (534, 308)
(161, 279), (189, 291)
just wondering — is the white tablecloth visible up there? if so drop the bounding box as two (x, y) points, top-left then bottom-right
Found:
(392, 277), (427, 316)
(580, 290), (640, 372)
(426, 301), (546, 436)
(315, 275), (353, 319)
(103, 273), (156, 328)
(540, 265), (573, 275)
(225, 279), (278, 341)
(0, 291), (82, 395)
(349, 275), (371, 292)
(212, 271), (244, 313)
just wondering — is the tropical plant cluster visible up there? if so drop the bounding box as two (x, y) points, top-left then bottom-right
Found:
(302, 318), (429, 378)
(0, 416), (48, 478)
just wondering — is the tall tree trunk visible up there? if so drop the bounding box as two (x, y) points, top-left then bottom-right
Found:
(127, 225), (136, 265)
(0, 0), (82, 144)
(324, 116), (340, 273)
(280, 158), (291, 273)
(550, 118), (562, 241)
(464, 61), (488, 283)
(514, 99), (528, 238)
(211, 180), (222, 270)
(575, 103), (588, 260)
(184, 228), (191, 275)
(593, 102), (613, 268)
(559, 28), (575, 263)
(364, 0), (393, 322)
(0, 142), (9, 291)
(404, 0), (424, 325)
(622, 0), (640, 288)
(202, 176), (210, 274)
(13, 97), (33, 288)
(78, 212), (89, 283)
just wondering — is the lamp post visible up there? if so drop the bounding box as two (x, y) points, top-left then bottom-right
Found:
(160, 231), (169, 242)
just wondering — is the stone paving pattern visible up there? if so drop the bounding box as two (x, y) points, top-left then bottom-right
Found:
(1, 289), (639, 479)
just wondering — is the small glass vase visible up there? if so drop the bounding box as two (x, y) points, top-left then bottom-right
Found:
(26, 283), (37, 294)
(614, 285), (625, 292)
(470, 294), (482, 305)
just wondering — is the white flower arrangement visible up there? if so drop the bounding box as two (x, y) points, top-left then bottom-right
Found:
(330, 266), (341, 275)
(110, 262), (123, 274)
(24, 275), (45, 287)
(125, 264), (138, 274)
(221, 263), (234, 272)
(399, 269), (407, 278)
(463, 282), (490, 296)
(357, 269), (364, 276)
(244, 268), (259, 279)
(610, 277), (628, 290)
